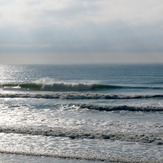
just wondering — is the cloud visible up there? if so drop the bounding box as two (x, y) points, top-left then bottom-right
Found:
(0, 0), (163, 64)
(0, 0), (163, 28)
(0, 20), (163, 55)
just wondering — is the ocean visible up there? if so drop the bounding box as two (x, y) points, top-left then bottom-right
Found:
(0, 64), (162, 163)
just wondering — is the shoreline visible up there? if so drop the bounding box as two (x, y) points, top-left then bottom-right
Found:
(0, 153), (108, 163)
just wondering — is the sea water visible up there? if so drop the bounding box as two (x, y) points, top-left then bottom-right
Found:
(0, 64), (162, 163)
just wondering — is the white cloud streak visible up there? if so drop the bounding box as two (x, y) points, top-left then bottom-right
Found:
(0, 0), (163, 27)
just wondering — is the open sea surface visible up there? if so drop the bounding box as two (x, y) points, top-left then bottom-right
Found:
(0, 64), (163, 163)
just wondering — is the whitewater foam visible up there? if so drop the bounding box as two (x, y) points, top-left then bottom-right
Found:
(0, 126), (162, 145)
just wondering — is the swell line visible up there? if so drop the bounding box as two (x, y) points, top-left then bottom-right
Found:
(0, 126), (162, 145)
(69, 104), (163, 112)
(1, 82), (163, 92)
(0, 92), (163, 100)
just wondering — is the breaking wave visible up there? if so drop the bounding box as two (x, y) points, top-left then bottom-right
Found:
(0, 126), (162, 145)
(0, 82), (120, 91)
(1, 81), (163, 92)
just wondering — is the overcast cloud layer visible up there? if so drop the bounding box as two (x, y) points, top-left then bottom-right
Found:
(0, 0), (163, 64)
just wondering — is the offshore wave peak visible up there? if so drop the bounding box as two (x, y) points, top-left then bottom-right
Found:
(0, 82), (122, 91)
(1, 81), (163, 92)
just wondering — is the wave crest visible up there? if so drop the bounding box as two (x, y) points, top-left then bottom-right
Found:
(0, 126), (162, 145)
(1, 81), (163, 92)
(72, 103), (163, 112)
(1, 82), (117, 91)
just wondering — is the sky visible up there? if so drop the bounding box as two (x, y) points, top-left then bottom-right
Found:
(0, 0), (163, 64)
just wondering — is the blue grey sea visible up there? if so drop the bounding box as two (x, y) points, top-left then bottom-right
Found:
(0, 64), (163, 163)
